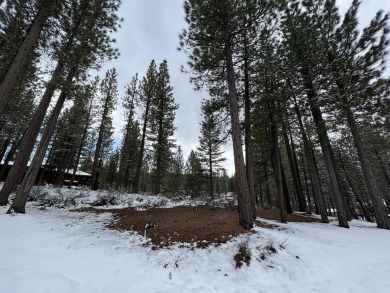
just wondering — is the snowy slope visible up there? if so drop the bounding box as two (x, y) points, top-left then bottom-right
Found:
(1, 189), (390, 293)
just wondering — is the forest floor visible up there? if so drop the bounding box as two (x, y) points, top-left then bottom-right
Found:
(78, 206), (319, 249)
(1, 185), (390, 293)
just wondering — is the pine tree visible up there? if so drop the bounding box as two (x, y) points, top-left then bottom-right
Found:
(149, 60), (178, 195)
(179, 0), (264, 229)
(197, 101), (226, 198)
(133, 60), (157, 193)
(0, 0), (60, 117)
(0, 0), (122, 206)
(117, 74), (140, 191)
(185, 150), (206, 198)
(100, 149), (120, 189)
(324, 0), (390, 229)
(279, 0), (349, 227)
(166, 146), (185, 196)
(91, 68), (118, 190)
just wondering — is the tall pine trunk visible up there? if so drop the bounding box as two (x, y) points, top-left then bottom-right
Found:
(154, 86), (165, 196)
(225, 40), (253, 229)
(0, 0), (56, 117)
(300, 67), (348, 228)
(8, 86), (69, 213)
(0, 62), (64, 205)
(243, 33), (257, 220)
(338, 87), (390, 229)
(292, 92), (328, 222)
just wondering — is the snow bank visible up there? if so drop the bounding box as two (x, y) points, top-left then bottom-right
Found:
(1, 186), (390, 292)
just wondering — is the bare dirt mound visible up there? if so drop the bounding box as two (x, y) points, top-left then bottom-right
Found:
(77, 206), (320, 248)
(80, 205), (249, 248)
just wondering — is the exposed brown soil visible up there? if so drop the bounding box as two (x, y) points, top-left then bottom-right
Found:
(77, 206), (320, 248)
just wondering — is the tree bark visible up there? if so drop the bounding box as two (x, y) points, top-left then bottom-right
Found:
(0, 0), (55, 117)
(300, 67), (349, 228)
(243, 33), (256, 220)
(8, 87), (68, 213)
(225, 40), (253, 229)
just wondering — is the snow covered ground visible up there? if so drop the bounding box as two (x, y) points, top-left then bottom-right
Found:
(1, 187), (390, 293)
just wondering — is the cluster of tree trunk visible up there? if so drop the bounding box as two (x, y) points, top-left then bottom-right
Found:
(179, 0), (390, 229)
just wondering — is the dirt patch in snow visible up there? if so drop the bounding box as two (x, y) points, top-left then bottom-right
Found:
(77, 206), (320, 248)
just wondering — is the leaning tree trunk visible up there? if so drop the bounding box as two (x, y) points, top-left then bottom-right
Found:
(0, 61), (65, 206)
(291, 92), (328, 223)
(340, 95), (390, 229)
(8, 87), (69, 213)
(0, 0), (56, 117)
(300, 67), (349, 228)
(225, 40), (254, 229)
(281, 105), (307, 212)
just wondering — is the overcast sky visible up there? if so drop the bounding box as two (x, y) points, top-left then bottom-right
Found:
(100, 0), (390, 175)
